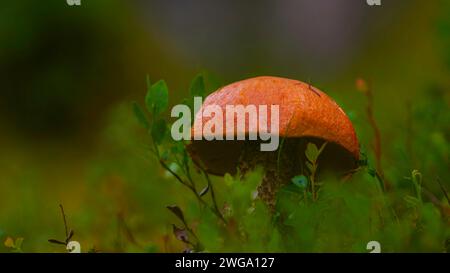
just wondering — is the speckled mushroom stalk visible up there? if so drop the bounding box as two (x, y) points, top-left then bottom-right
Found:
(237, 139), (302, 210)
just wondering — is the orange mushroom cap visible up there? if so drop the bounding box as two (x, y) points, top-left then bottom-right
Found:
(188, 76), (360, 176)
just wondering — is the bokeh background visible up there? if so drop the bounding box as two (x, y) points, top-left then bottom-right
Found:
(0, 0), (448, 252)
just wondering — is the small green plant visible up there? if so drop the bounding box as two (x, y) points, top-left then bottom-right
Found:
(305, 142), (327, 201)
(133, 74), (227, 251)
(412, 170), (423, 203)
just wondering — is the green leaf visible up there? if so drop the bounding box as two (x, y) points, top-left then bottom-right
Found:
(67, 230), (74, 242)
(411, 170), (423, 186)
(199, 185), (209, 197)
(291, 175), (308, 190)
(224, 173), (234, 186)
(305, 143), (319, 162)
(132, 102), (150, 129)
(172, 224), (189, 243)
(151, 118), (167, 144)
(189, 74), (206, 99)
(305, 142), (327, 163)
(166, 205), (186, 225)
(146, 79), (169, 115)
(48, 239), (66, 245)
(368, 168), (377, 177)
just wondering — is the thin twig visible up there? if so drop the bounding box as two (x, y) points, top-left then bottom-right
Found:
(159, 158), (202, 202)
(363, 81), (391, 190)
(203, 171), (226, 223)
(59, 204), (68, 239)
(184, 151), (197, 190)
(277, 113), (295, 174)
(341, 167), (362, 182)
(422, 188), (442, 208)
(405, 101), (414, 162)
(366, 87), (382, 175)
(152, 130), (226, 224)
(117, 212), (142, 249)
(422, 187), (450, 218)
(436, 177), (450, 205)
(159, 159), (226, 224)
(159, 159), (190, 188)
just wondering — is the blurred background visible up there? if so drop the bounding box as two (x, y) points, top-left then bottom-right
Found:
(0, 0), (448, 252)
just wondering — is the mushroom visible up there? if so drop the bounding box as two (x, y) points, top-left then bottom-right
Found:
(187, 76), (359, 210)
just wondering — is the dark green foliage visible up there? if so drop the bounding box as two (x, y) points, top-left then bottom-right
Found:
(145, 78), (169, 116)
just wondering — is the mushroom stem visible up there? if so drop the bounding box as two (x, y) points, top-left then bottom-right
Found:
(237, 139), (302, 211)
